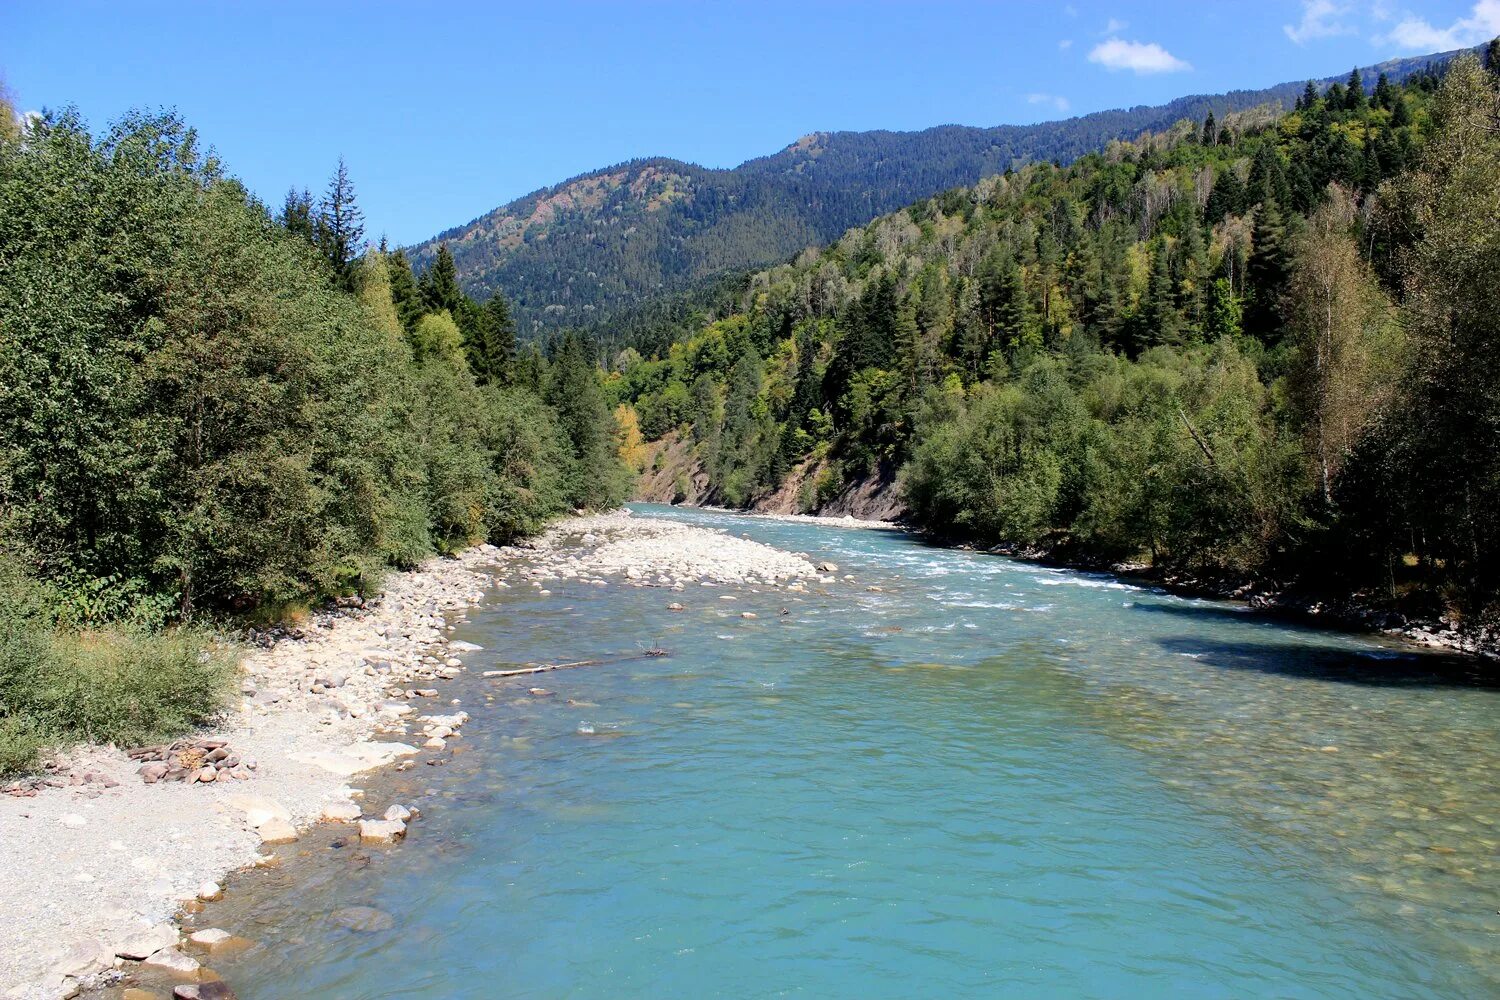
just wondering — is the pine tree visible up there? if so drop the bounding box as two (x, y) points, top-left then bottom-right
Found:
(1201, 111), (1217, 146)
(317, 157), (365, 289)
(466, 293), (517, 385)
(420, 245), (463, 315)
(1345, 68), (1366, 111)
(1300, 81), (1320, 111)
(386, 249), (425, 334)
(1248, 142), (1291, 207)
(1244, 200), (1290, 341)
(1373, 72), (1395, 111)
(281, 187), (315, 244)
(1142, 239), (1179, 348)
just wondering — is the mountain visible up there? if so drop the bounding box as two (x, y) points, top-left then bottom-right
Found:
(408, 48), (1463, 337)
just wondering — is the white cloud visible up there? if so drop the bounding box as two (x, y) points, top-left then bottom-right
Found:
(1104, 17), (1129, 34)
(1284, 0), (1356, 44)
(1027, 92), (1073, 113)
(1380, 0), (1500, 50)
(1059, 38), (1074, 50)
(1087, 37), (1193, 73)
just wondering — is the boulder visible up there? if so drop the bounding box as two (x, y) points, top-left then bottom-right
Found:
(196, 881), (223, 902)
(382, 803), (412, 822)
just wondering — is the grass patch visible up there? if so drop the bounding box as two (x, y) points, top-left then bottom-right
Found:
(1, 558), (236, 778)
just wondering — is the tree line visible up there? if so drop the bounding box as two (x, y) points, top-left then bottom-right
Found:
(609, 54), (1500, 628)
(0, 102), (627, 772)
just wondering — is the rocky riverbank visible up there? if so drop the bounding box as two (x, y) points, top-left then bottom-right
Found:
(0, 510), (834, 1000)
(0, 546), (501, 1000)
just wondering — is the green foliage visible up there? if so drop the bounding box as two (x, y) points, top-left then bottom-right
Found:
(0, 555), (233, 776)
(410, 51), (1460, 341)
(615, 57), (1500, 623)
(0, 108), (627, 625)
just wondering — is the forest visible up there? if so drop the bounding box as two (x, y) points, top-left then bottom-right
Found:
(0, 100), (627, 772)
(408, 49), (1458, 341)
(608, 52), (1500, 630)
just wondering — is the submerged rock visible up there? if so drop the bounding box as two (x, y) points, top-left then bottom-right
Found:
(331, 906), (395, 933)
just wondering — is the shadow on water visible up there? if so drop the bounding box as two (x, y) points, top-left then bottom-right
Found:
(1154, 634), (1500, 690)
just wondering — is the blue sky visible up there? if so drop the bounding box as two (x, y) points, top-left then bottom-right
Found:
(3, 1), (1494, 245)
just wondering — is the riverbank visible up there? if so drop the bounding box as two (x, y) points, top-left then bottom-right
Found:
(0, 510), (830, 1000)
(0, 546), (500, 999)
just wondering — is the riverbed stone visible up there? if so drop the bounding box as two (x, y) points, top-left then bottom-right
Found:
(257, 817), (298, 844)
(116, 923), (179, 960)
(321, 801), (362, 822)
(196, 881), (223, 902)
(142, 947), (200, 974)
(188, 928), (232, 948)
(331, 906), (395, 932)
(358, 818), (406, 844)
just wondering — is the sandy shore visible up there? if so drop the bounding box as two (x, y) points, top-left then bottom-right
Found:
(0, 510), (827, 1000)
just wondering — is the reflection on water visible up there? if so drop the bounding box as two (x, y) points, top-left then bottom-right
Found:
(124, 505), (1498, 999)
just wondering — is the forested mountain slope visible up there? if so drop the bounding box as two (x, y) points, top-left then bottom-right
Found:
(410, 48), (1463, 337)
(606, 54), (1500, 631)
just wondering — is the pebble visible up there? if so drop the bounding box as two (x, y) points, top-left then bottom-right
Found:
(196, 881), (223, 901)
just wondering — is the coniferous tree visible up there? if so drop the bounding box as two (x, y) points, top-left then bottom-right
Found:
(281, 187), (315, 245)
(420, 244), (463, 315)
(1345, 68), (1366, 111)
(1201, 111), (1217, 146)
(317, 157), (365, 289)
(386, 249), (425, 334)
(1244, 200), (1290, 341)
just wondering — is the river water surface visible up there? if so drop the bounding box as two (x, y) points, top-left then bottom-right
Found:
(162, 505), (1498, 998)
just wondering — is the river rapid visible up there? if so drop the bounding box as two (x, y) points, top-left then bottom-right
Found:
(129, 504), (1498, 998)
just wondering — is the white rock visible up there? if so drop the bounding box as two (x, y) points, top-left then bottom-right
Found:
(115, 923), (179, 960)
(358, 818), (407, 844)
(188, 928), (232, 947)
(383, 804), (412, 822)
(142, 947), (199, 974)
(320, 801), (362, 822)
(257, 817), (298, 844)
(196, 881), (223, 902)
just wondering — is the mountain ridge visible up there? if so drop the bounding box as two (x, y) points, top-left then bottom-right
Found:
(409, 46), (1466, 335)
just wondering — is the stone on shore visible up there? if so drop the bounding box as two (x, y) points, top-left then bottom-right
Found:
(188, 928), (232, 948)
(142, 947), (200, 974)
(358, 818), (406, 844)
(196, 881), (223, 901)
(116, 923), (179, 960)
(320, 801), (362, 822)
(257, 817), (298, 845)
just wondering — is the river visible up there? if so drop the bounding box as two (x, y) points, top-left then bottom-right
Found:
(139, 504), (1498, 998)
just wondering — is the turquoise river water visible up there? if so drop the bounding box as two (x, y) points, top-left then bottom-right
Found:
(169, 505), (1498, 998)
